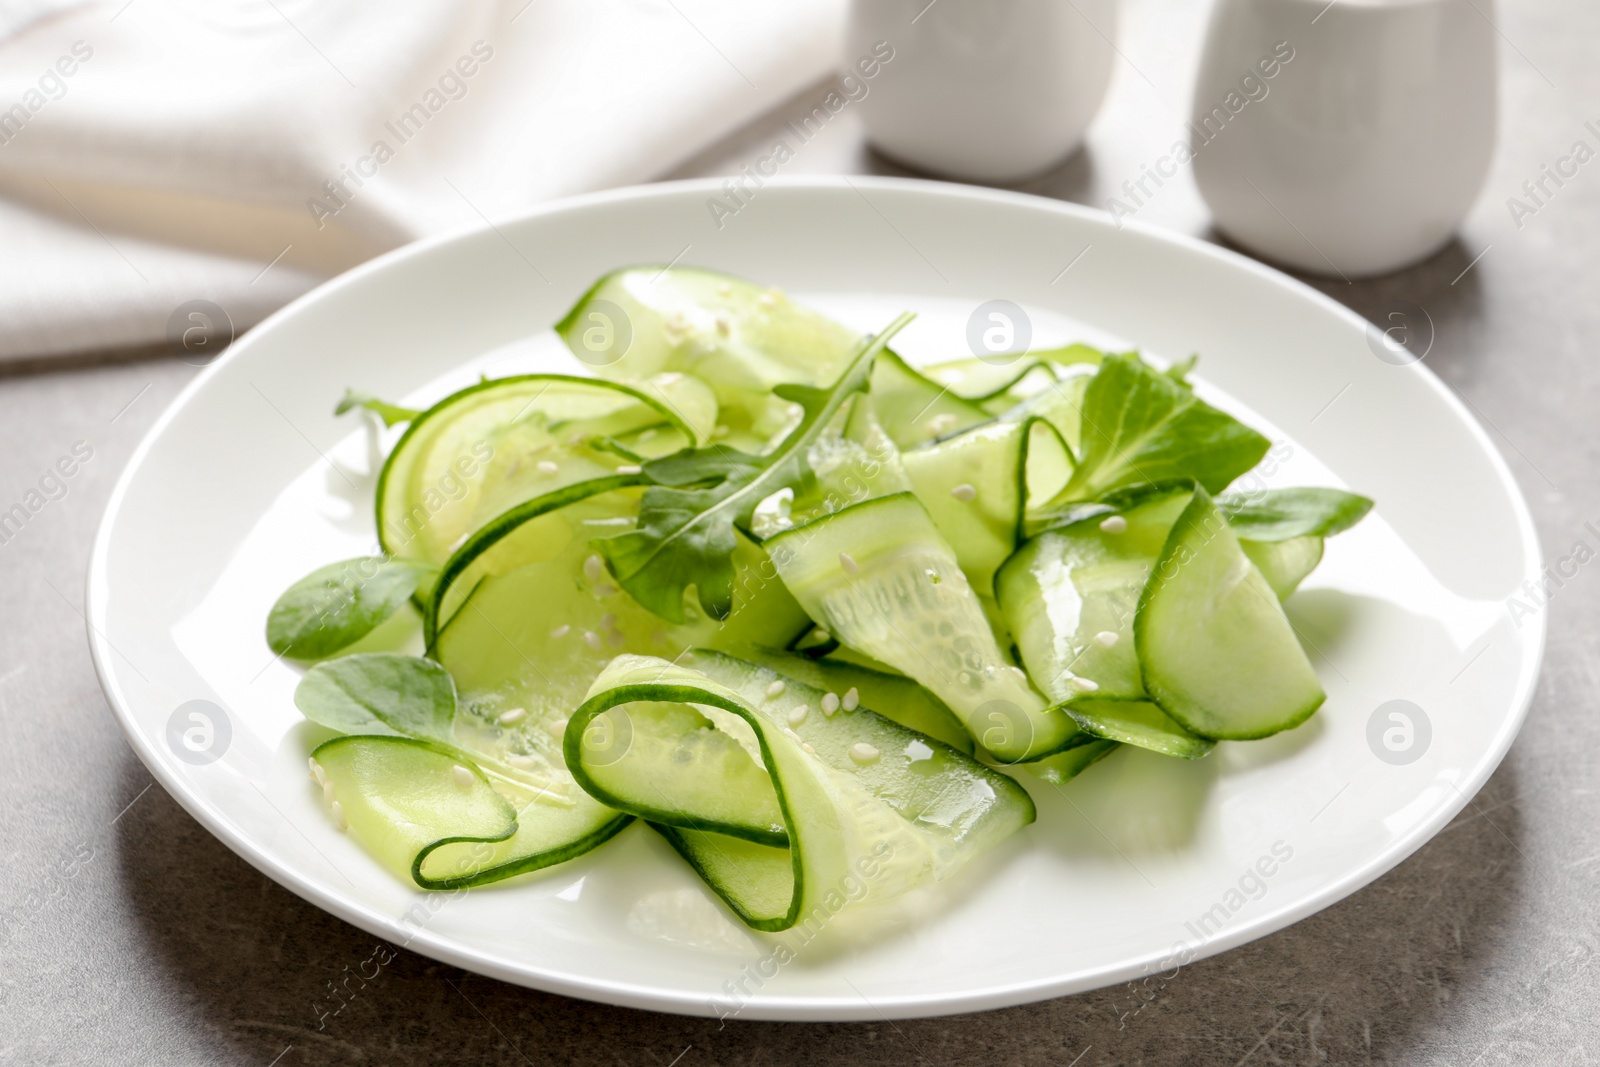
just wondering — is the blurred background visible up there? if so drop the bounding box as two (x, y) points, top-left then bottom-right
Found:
(2, 0), (1598, 1064)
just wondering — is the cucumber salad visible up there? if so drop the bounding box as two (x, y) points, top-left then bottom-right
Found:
(268, 266), (1372, 933)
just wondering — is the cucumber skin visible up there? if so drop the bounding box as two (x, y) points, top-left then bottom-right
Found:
(1135, 489), (1325, 742)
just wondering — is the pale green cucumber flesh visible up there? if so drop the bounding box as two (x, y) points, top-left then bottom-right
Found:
(997, 489), (1191, 703)
(765, 492), (1076, 763)
(1063, 699), (1214, 759)
(1242, 536), (1324, 600)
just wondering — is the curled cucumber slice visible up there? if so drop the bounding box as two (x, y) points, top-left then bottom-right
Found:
(564, 650), (1035, 931)
(765, 492), (1078, 763)
(378, 374), (709, 570)
(1136, 489), (1325, 740)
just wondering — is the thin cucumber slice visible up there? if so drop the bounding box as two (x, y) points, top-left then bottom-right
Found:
(998, 371), (1092, 459)
(1242, 536), (1324, 600)
(557, 266), (861, 442)
(1063, 699), (1214, 759)
(765, 492), (1077, 763)
(1136, 489), (1325, 740)
(1023, 737), (1120, 784)
(377, 374), (704, 568)
(868, 349), (991, 448)
(736, 647), (973, 753)
(297, 654), (631, 888)
(901, 417), (1072, 595)
(309, 735), (516, 887)
(997, 489), (1192, 703)
(564, 651), (1035, 930)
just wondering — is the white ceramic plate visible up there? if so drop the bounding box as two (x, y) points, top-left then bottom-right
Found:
(88, 178), (1543, 1021)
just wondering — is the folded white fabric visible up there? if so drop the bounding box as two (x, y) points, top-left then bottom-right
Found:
(0, 0), (842, 363)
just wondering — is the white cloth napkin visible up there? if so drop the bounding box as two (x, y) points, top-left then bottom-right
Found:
(0, 0), (843, 363)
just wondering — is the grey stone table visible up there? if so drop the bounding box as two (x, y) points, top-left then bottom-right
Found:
(4, 1), (1598, 1063)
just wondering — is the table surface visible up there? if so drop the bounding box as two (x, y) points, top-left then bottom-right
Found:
(5, 1), (1599, 1063)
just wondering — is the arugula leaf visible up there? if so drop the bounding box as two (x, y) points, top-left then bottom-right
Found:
(1220, 487), (1373, 541)
(595, 313), (914, 622)
(266, 556), (433, 659)
(1057, 353), (1270, 503)
(294, 653), (455, 743)
(335, 388), (420, 427)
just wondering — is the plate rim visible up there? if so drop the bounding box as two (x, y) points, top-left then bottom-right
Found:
(85, 175), (1547, 1020)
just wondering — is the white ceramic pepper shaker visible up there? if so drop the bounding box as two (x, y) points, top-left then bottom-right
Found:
(846, 0), (1117, 184)
(1189, 0), (1497, 277)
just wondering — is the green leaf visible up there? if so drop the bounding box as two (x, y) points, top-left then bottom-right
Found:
(335, 389), (420, 427)
(1219, 487), (1373, 541)
(266, 556), (434, 659)
(1058, 353), (1270, 503)
(294, 652), (456, 743)
(595, 313), (915, 623)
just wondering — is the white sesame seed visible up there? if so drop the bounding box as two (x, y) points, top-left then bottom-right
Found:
(714, 315), (732, 337)
(550, 624), (571, 639)
(1094, 630), (1120, 648)
(842, 687), (860, 712)
(821, 693), (840, 715)
(616, 464), (643, 475)
(1074, 677), (1101, 693)
(717, 283), (732, 296)
(498, 707), (528, 726)
(839, 552), (859, 575)
(656, 372), (684, 386)
(765, 680), (787, 698)
(788, 705), (809, 726)
(594, 583), (619, 598)
(583, 630), (602, 650)
(1099, 515), (1128, 534)
(537, 460), (560, 476)
(451, 764), (475, 788)
(801, 742), (816, 754)
(547, 717), (569, 738)
(606, 629), (625, 648)
(330, 801), (347, 831)
(849, 742), (880, 764)
(926, 413), (958, 435)
(814, 629), (831, 642)
(601, 613), (618, 630)
(308, 757), (325, 786)
(322, 779), (335, 805)
(712, 424), (730, 439)
(583, 554), (605, 582)
(758, 292), (776, 308)
(508, 754), (538, 769)
(950, 483), (978, 502)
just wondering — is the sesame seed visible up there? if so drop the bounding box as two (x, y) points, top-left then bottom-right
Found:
(498, 707), (528, 726)
(717, 283), (732, 296)
(594, 583), (619, 598)
(714, 315), (732, 337)
(322, 780), (335, 805)
(656, 372), (684, 386)
(712, 424), (730, 439)
(1094, 630), (1120, 648)
(616, 464), (643, 475)
(788, 705), (809, 726)
(758, 292), (776, 308)
(926, 413), (958, 434)
(537, 460), (559, 476)
(601, 613), (618, 630)
(950, 483), (978, 502)
(801, 742), (816, 754)
(583, 554), (605, 582)
(1074, 676), (1101, 693)
(550, 624), (571, 639)
(839, 552), (859, 575)
(765, 680), (786, 698)
(1099, 515), (1128, 534)
(606, 630), (625, 648)
(821, 692), (840, 715)
(451, 764), (475, 788)
(814, 629), (831, 642)
(849, 742), (880, 764)
(508, 754), (537, 768)
(842, 687), (860, 712)
(584, 630), (602, 650)
(308, 757), (325, 786)
(547, 717), (569, 738)
(330, 801), (347, 831)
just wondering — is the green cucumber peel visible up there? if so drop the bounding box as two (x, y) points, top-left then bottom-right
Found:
(266, 556), (434, 660)
(594, 313), (914, 623)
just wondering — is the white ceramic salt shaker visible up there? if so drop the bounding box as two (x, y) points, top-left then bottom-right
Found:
(1190, 0), (1497, 277)
(846, 0), (1117, 183)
